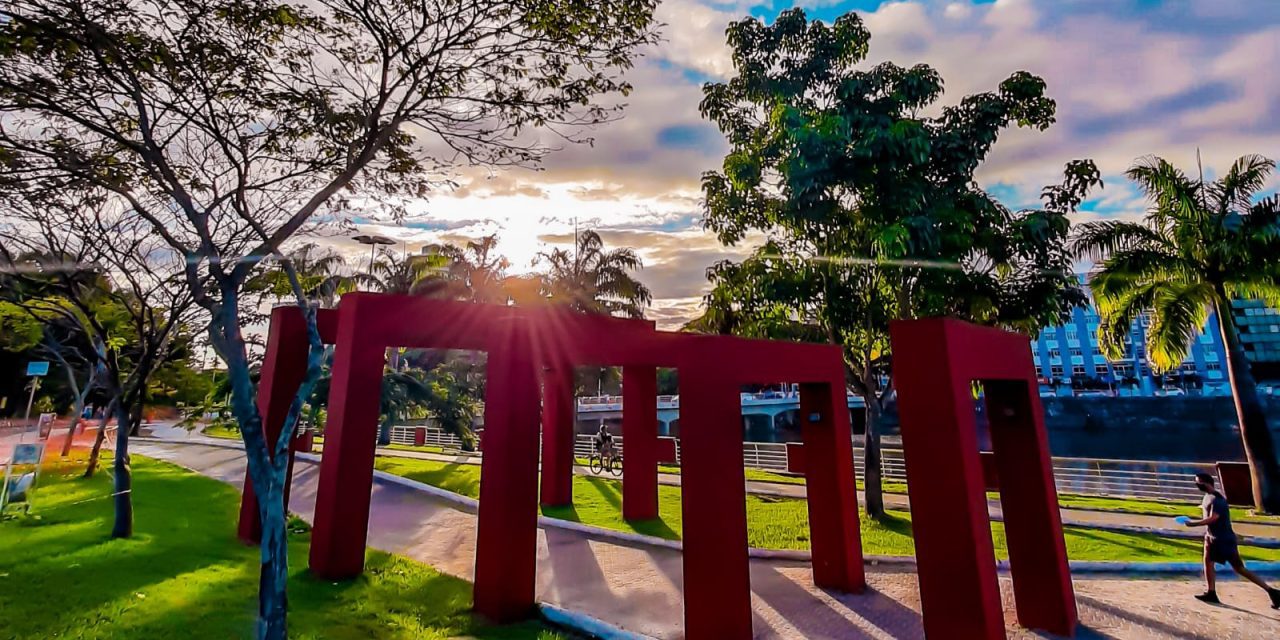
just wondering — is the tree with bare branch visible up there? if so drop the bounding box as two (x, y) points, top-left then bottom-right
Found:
(0, 1), (658, 636)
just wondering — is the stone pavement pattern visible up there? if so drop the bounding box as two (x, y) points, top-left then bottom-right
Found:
(136, 440), (1280, 639)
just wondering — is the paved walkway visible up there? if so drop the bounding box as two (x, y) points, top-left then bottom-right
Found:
(136, 440), (1280, 639)
(141, 423), (1280, 541)
(332, 441), (1280, 541)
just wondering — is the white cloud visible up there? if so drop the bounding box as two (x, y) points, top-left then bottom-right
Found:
(316, 0), (1280, 327)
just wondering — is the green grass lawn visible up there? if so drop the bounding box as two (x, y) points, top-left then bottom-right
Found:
(1054, 493), (1280, 525)
(384, 443), (448, 455)
(202, 423), (240, 440)
(0, 454), (561, 640)
(371, 454), (1280, 563)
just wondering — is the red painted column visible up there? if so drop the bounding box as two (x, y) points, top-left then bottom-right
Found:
(308, 299), (386, 579)
(539, 363), (576, 508)
(985, 380), (1076, 636)
(622, 365), (658, 520)
(799, 380), (865, 592)
(474, 320), (542, 622)
(679, 372), (752, 639)
(237, 306), (309, 544)
(890, 320), (1005, 640)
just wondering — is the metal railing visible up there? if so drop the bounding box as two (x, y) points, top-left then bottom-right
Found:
(388, 425), (1211, 502)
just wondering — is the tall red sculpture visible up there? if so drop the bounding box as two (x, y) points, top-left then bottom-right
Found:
(890, 318), (1077, 639)
(238, 297), (1071, 638)
(239, 293), (864, 637)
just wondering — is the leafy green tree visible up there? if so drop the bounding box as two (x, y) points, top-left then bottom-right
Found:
(0, 1), (657, 634)
(247, 243), (353, 308)
(698, 9), (1096, 517)
(0, 201), (198, 536)
(538, 229), (652, 318)
(1073, 154), (1280, 512)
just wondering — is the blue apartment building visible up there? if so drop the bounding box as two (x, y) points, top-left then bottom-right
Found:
(1031, 278), (1232, 397)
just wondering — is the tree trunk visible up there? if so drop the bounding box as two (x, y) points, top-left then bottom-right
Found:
(128, 398), (144, 437)
(256, 478), (290, 640)
(60, 415), (82, 458)
(84, 397), (118, 478)
(378, 413), (394, 446)
(111, 399), (133, 538)
(1216, 299), (1280, 513)
(862, 393), (886, 519)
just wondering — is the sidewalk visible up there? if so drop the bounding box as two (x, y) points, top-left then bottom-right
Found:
(135, 440), (1280, 639)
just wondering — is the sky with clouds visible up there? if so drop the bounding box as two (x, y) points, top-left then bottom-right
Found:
(331, 0), (1280, 328)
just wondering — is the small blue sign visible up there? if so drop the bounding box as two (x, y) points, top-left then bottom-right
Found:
(11, 443), (42, 465)
(25, 361), (49, 377)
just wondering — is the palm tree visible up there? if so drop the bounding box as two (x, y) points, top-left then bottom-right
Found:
(354, 246), (455, 297)
(435, 235), (510, 304)
(538, 229), (652, 318)
(246, 243), (353, 308)
(1072, 154), (1280, 512)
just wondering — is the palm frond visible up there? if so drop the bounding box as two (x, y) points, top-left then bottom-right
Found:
(1070, 220), (1171, 260)
(1094, 280), (1160, 361)
(1146, 281), (1214, 373)
(1210, 154), (1275, 214)
(1126, 156), (1202, 226)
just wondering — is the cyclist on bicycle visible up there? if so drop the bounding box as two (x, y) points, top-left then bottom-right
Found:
(595, 423), (615, 465)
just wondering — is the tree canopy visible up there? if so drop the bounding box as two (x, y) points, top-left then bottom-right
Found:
(697, 8), (1099, 516)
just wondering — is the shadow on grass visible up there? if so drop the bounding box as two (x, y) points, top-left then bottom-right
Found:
(1, 455), (559, 640)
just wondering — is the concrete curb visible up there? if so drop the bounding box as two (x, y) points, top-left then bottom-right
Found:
(134, 437), (1280, 576)
(540, 604), (656, 640)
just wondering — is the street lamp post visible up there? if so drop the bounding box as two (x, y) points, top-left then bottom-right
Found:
(353, 234), (395, 285)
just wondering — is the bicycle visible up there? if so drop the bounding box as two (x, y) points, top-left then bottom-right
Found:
(589, 446), (623, 477)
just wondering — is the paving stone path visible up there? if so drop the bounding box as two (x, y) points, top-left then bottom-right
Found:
(135, 440), (1280, 639)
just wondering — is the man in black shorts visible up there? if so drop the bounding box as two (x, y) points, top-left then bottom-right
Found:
(1184, 472), (1280, 607)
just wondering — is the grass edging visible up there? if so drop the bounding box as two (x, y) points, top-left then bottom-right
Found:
(540, 604), (654, 640)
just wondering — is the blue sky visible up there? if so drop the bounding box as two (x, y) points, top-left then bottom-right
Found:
(340, 0), (1280, 327)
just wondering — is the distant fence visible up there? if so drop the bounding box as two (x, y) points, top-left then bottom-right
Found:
(390, 425), (1213, 502)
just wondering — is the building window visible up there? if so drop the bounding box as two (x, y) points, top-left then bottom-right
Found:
(1047, 340), (1059, 349)
(1049, 349), (1060, 359)
(1066, 330), (1078, 341)
(1070, 348), (1083, 357)
(1072, 364), (1087, 376)
(1206, 362), (1222, 371)
(1208, 370), (1224, 380)
(1095, 365), (1109, 377)
(1051, 365), (1065, 378)
(1035, 366), (1044, 378)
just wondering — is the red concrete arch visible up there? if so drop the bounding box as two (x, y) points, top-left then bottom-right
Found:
(238, 293), (865, 637)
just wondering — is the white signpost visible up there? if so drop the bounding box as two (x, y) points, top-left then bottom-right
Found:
(20, 361), (49, 444)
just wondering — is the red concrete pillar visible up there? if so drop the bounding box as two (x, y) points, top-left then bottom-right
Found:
(237, 306), (309, 544)
(308, 299), (386, 579)
(890, 321), (1004, 640)
(473, 321), (542, 622)
(539, 364), (576, 508)
(985, 380), (1076, 636)
(679, 372), (752, 639)
(799, 380), (865, 593)
(414, 427), (426, 447)
(622, 365), (658, 520)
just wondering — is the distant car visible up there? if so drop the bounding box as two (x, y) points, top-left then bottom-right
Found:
(1155, 387), (1186, 397)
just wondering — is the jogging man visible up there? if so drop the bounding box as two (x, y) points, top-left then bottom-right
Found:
(1184, 472), (1280, 607)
